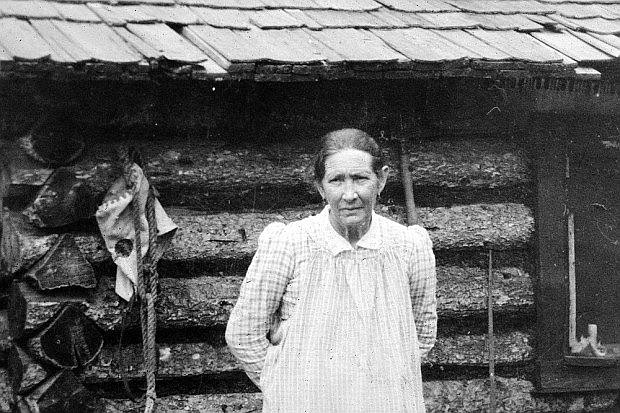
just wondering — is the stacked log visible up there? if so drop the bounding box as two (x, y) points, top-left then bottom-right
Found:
(1, 140), (105, 412)
(1, 133), (618, 413)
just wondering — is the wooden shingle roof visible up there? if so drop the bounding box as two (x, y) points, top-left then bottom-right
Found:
(0, 0), (619, 80)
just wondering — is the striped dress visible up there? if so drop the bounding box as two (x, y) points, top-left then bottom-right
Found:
(226, 206), (437, 413)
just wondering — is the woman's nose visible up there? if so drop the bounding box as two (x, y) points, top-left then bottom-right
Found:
(342, 181), (358, 201)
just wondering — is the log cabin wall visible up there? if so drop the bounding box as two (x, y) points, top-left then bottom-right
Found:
(0, 77), (618, 412)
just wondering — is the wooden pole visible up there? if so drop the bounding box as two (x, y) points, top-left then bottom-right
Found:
(487, 248), (496, 413)
(399, 140), (419, 226)
(568, 212), (577, 351)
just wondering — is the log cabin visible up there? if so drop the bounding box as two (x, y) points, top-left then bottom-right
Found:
(0, 0), (619, 411)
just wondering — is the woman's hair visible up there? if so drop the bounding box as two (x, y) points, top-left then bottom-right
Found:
(314, 128), (385, 182)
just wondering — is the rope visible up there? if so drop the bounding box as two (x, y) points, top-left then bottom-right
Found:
(118, 146), (159, 413)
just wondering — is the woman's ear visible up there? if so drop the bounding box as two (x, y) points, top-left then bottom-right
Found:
(377, 166), (389, 193)
(315, 181), (326, 200)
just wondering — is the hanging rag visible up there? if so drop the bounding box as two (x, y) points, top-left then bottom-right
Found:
(96, 163), (177, 301)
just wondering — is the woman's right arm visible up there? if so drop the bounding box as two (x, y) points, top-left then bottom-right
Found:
(225, 222), (293, 387)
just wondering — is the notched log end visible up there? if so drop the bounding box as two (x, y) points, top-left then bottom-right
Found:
(8, 343), (48, 395)
(24, 234), (96, 291)
(28, 304), (104, 370)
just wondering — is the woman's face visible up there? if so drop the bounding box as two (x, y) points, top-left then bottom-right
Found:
(317, 149), (388, 233)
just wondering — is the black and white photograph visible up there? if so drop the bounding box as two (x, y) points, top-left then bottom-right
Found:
(0, 1), (618, 411)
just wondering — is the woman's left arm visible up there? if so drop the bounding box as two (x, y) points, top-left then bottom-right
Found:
(408, 225), (438, 358)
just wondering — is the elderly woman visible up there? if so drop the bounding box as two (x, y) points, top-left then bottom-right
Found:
(226, 128), (437, 412)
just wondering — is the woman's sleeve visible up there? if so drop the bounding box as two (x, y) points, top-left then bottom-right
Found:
(225, 222), (294, 387)
(408, 225), (437, 359)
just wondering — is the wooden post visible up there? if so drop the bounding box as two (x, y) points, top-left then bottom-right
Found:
(487, 249), (496, 413)
(567, 212), (577, 352)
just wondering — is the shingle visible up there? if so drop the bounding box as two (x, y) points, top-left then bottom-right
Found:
(114, 26), (161, 59)
(0, 45), (11, 61)
(309, 28), (406, 62)
(285, 8), (323, 29)
(525, 13), (560, 28)
(446, 0), (555, 15)
(302, 9), (390, 28)
(372, 27), (474, 61)
(432, 29), (510, 60)
(569, 30), (620, 58)
(127, 23), (208, 62)
(51, 3), (101, 22)
(467, 29), (572, 63)
(116, 0), (175, 5)
(368, 8), (409, 28)
(469, 13), (543, 31)
(190, 7), (251, 29)
(140, 5), (202, 25)
(183, 25), (259, 63)
(261, 0), (322, 9)
(588, 32), (620, 50)
(0, 17), (51, 60)
(313, 0), (382, 11)
(31, 19), (87, 62)
(550, 15), (620, 34)
(178, 0), (264, 8)
(531, 31), (613, 62)
(420, 12), (543, 31)
(88, 4), (157, 25)
(601, 4), (620, 18)
(248, 9), (305, 28)
(415, 12), (479, 29)
(551, 4), (615, 19)
(387, 10), (434, 27)
(376, 0), (457, 12)
(262, 28), (341, 61)
(233, 28), (314, 62)
(54, 21), (142, 63)
(0, 1), (60, 19)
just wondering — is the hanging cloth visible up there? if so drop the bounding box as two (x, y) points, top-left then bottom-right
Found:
(95, 163), (177, 301)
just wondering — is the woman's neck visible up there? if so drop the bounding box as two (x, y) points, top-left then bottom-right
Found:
(328, 212), (371, 247)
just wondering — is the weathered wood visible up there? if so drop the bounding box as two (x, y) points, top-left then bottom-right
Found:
(85, 331), (532, 382)
(7, 344), (47, 394)
(27, 305), (103, 369)
(23, 166), (114, 228)
(0, 311), (9, 366)
(2, 203), (533, 282)
(8, 280), (124, 340)
(24, 234), (96, 290)
(13, 265), (532, 337)
(0, 211), (60, 275)
(102, 378), (620, 413)
(9, 137), (532, 212)
(25, 370), (104, 413)
(0, 369), (13, 413)
(74, 203), (534, 265)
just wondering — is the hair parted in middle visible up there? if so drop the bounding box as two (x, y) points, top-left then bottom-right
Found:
(313, 128), (386, 183)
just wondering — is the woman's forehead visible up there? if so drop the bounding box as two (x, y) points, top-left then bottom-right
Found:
(324, 149), (373, 173)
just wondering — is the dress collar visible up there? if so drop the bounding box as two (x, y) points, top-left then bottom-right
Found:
(315, 205), (382, 256)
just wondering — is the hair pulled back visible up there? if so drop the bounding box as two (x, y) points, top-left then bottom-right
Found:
(314, 128), (385, 183)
